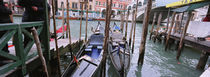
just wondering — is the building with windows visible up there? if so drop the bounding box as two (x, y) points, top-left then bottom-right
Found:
(94, 0), (132, 18)
(57, 0), (96, 18)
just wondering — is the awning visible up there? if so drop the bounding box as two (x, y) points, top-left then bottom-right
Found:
(172, 1), (210, 12)
(166, 0), (206, 8)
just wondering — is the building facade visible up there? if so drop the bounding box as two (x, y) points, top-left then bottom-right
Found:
(94, 0), (132, 18)
(56, 0), (132, 18)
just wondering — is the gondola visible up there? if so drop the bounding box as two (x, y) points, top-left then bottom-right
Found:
(108, 23), (131, 77)
(62, 22), (104, 77)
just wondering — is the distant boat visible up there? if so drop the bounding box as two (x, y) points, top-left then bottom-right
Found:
(108, 24), (131, 77)
(62, 22), (104, 77)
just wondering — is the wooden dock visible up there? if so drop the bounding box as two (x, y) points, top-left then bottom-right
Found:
(169, 33), (210, 52)
(150, 32), (210, 70)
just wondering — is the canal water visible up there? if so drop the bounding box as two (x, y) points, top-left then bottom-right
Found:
(14, 17), (209, 77)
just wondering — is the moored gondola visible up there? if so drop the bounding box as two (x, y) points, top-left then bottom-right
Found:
(62, 22), (104, 77)
(108, 23), (131, 77)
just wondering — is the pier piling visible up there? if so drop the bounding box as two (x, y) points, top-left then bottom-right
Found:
(154, 12), (162, 43)
(66, 0), (72, 44)
(52, 0), (61, 76)
(176, 12), (192, 60)
(125, 9), (130, 40)
(85, 2), (89, 42)
(79, 3), (84, 41)
(61, 3), (65, 39)
(196, 51), (209, 70)
(131, 0), (139, 53)
(138, 0), (152, 66)
(165, 12), (176, 51)
(149, 12), (156, 40)
(129, 10), (135, 47)
(101, 0), (112, 76)
(165, 8), (170, 33)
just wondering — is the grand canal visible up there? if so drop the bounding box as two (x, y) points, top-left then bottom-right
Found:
(13, 17), (209, 77)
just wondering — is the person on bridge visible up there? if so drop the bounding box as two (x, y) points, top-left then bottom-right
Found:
(0, 0), (13, 53)
(18, 0), (50, 47)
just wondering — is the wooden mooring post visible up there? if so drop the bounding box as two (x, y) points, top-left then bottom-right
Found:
(120, 6), (126, 32)
(173, 14), (179, 34)
(149, 12), (156, 40)
(85, 2), (89, 42)
(61, 2), (65, 38)
(52, 0), (61, 76)
(196, 51), (209, 70)
(196, 5), (210, 70)
(129, 10), (135, 46)
(125, 9), (130, 40)
(176, 12), (192, 60)
(153, 12), (162, 43)
(131, 0), (139, 53)
(66, 0), (72, 44)
(165, 8), (170, 33)
(165, 12), (176, 51)
(101, 0), (112, 76)
(31, 27), (49, 77)
(138, 0), (152, 66)
(79, 3), (84, 41)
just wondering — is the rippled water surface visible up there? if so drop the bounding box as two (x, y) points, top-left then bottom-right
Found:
(14, 17), (209, 77)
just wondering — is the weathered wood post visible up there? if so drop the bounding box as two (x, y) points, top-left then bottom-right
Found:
(165, 8), (171, 33)
(61, 2), (65, 38)
(52, 0), (61, 76)
(176, 12), (192, 60)
(79, 3), (84, 41)
(131, 0), (139, 53)
(138, 0), (152, 65)
(31, 27), (49, 77)
(125, 9), (130, 40)
(173, 14), (179, 34)
(67, 0), (72, 47)
(120, 7), (125, 32)
(66, 0), (71, 42)
(129, 10), (135, 46)
(154, 12), (162, 43)
(196, 51), (209, 70)
(101, 0), (112, 76)
(85, 2), (89, 42)
(165, 12), (176, 51)
(149, 12), (156, 40)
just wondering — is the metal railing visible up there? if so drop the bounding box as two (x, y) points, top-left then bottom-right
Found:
(0, 22), (45, 76)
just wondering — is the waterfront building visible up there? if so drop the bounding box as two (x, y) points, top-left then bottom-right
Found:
(94, 0), (132, 18)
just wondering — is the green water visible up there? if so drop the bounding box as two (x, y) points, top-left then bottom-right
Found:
(13, 17), (209, 77)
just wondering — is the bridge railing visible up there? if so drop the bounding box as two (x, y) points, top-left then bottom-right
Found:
(0, 22), (45, 76)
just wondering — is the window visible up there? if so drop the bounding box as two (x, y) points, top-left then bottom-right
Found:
(80, 4), (83, 9)
(89, 0), (92, 2)
(72, 3), (78, 9)
(118, 4), (120, 8)
(89, 5), (92, 10)
(96, 1), (98, 5)
(84, 4), (87, 9)
(103, 2), (105, 6)
(113, 4), (115, 7)
(99, 2), (101, 5)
